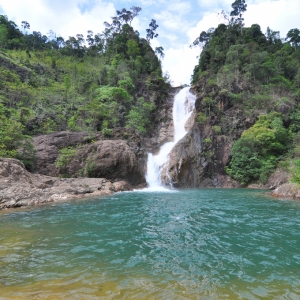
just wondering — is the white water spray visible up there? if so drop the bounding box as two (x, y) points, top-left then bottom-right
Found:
(145, 87), (196, 190)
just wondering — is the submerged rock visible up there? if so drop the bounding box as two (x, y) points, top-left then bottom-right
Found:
(0, 158), (132, 210)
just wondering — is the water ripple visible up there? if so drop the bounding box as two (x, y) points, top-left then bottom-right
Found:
(0, 189), (300, 299)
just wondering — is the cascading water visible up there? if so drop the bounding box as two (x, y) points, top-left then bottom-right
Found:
(145, 87), (196, 190)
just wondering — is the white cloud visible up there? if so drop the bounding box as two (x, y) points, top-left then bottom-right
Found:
(244, 0), (300, 38)
(139, 0), (158, 5)
(154, 10), (192, 32)
(197, 0), (231, 8)
(187, 12), (220, 43)
(167, 1), (192, 14)
(0, 0), (116, 38)
(158, 31), (179, 43)
(162, 45), (199, 86)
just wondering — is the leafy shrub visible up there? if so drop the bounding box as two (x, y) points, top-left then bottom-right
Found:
(203, 138), (212, 144)
(126, 97), (155, 134)
(291, 159), (300, 184)
(83, 158), (97, 177)
(212, 125), (222, 134)
(55, 147), (76, 169)
(197, 112), (207, 124)
(0, 102), (35, 169)
(228, 113), (289, 184)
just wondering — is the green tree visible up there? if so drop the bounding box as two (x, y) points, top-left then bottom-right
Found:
(0, 24), (8, 48)
(126, 39), (140, 58)
(146, 19), (158, 42)
(228, 113), (289, 184)
(126, 97), (155, 133)
(21, 21), (30, 34)
(155, 46), (164, 59)
(230, 0), (247, 24)
(286, 28), (300, 49)
(227, 138), (262, 184)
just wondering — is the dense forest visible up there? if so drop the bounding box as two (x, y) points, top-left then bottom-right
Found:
(0, 8), (170, 169)
(191, 0), (300, 185)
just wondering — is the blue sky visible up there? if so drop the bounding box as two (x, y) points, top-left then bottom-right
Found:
(0, 0), (299, 85)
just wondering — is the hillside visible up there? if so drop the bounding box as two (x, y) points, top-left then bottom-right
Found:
(1, 1), (300, 192)
(186, 0), (300, 187)
(0, 10), (170, 172)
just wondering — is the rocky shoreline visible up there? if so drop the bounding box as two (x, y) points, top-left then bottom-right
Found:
(1, 156), (299, 211)
(0, 158), (133, 210)
(271, 183), (300, 200)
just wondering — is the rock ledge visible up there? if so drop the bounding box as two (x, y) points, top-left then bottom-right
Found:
(0, 158), (132, 210)
(271, 183), (300, 200)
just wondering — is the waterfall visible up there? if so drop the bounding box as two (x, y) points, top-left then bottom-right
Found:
(145, 87), (196, 190)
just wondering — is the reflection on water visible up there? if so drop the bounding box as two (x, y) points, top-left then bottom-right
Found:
(0, 189), (300, 299)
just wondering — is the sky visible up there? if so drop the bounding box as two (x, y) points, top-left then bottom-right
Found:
(0, 0), (299, 86)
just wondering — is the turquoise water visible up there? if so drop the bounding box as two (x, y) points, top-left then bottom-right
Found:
(0, 189), (300, 299)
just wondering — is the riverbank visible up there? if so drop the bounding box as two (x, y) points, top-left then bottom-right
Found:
(0, 158), (133, 210)
(2, 157), (300, 211)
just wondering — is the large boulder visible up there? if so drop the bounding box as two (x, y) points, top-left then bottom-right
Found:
(33, 131), (147, 186)
(65, 139), (146, 185)
(271, 183), (300, 199)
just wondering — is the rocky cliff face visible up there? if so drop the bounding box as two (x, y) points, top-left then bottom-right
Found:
(143, 87), (181, 154)
(33, 131), (100, 176)
(152, 86), (241, 188)
(161, 121), (240, 188)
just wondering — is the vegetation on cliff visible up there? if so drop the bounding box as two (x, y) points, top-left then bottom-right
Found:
(0, 9), (170, 168)
(191, 0), (300, 185)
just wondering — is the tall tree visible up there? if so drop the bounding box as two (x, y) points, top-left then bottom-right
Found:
(155, 46), (164, 59)
(86, 30), (94, 46)
(286, 28), (300, 49)
(146, 19), (158, 42)
(21, 21), (30, 34)
(230, 0), (247, 25)
(190, 29), (214, 49)
(130, 6), (142, 25)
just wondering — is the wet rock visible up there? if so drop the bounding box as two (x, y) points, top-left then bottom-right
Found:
(112, 180), (132, 192)
(143, 87), (181, 153)
(158, 117), (239, 188)
(271, 183), (300, 199)
(162, 126), (203, 187)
